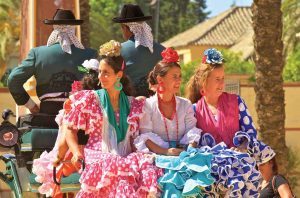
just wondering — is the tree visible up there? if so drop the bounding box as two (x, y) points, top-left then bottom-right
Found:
(89, 0), (209, 49)
(220, 49), (254, 75)
(80, 0), (91, 48)
(152, 0), (208, 42)
(252, 0), (288, 173)
(282, 0), (300, 57)
(0, 0), (20, 79)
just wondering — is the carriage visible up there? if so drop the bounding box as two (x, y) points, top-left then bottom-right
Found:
(0, 109), (85, 197)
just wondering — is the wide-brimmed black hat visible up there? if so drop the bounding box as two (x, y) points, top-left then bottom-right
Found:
(44, 9), (83, 25)
(112, 4), (152, 23)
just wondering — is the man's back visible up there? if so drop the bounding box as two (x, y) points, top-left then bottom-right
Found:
(8, 43), (97, 114)
(121, 37), (165, 96)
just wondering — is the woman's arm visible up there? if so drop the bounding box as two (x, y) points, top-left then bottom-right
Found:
(146, 139), (183, 156)
(65, 125), (83, 170)
(52, 131), (69, 167)
(278, 184), (294, 198)
(238, 96), (257, 139)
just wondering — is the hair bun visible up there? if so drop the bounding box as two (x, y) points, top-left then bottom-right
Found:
(99, 40), (121, 57)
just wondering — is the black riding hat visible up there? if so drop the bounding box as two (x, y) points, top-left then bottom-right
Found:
(44, 9), (83, 25)
(112, 4), (152, 23)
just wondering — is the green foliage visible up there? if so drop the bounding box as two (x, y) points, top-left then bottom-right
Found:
(220, 49), (255, 75)
(284, 43), (300, 81)
(89, 0), (209, 49)
(282, 0), (300, 57)
(156, 0), (208, 42)
(0, 0), (20, 82)
(0, 68), (10, 87)
(287, 147), (300, 188)
(180, 58), (201, 95)
(89, 0), (123, 49)
(0, 0), (20, 60)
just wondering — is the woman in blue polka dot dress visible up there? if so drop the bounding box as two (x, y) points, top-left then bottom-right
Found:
(186, 48), (271, 197)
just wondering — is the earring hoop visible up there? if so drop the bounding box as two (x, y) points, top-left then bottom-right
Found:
(114, 77), (123, 91)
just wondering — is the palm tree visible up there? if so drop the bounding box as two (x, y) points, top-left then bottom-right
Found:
(282, 0), (300, 57)
(0, 0), (20, 79)
(252, 0), (288, 173)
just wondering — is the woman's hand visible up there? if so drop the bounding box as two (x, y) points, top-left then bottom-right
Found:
(167, 148), (184, 156)
(130, 136), (137, 152)
(231, 147), (248, 153)
(71, 151), (84, 171)
(29, 104), (40, 114)
(52, 154), (64, 167)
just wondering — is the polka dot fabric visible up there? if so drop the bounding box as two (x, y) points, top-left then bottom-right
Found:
(238, 96), (257, 138)
(125, 22), (153, 53)
(47, 25), (84, 54)
(63, 90), (162, 197)
(234, 96), (271, 165)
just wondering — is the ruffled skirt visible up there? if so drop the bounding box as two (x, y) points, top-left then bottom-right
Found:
(75, 148), (163, 198)
(200, 143), (261, 198)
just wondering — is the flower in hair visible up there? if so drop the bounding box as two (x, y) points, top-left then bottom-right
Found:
(161, 48), (179, 63)
(99, 40), (121, 57)
(202, 48), (224, 64)
(77, 59), (99, 74)
(82, 59), (99, 71)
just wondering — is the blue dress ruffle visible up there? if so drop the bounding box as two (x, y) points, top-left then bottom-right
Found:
(199, 143), (261, 197)
(155, 147), (214, 197)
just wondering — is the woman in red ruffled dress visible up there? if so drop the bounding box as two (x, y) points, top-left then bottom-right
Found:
(32, 58), (101, 198)
(61, 40), (162, 198)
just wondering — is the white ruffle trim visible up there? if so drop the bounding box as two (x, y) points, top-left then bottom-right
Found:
(179, 127), (202, 145)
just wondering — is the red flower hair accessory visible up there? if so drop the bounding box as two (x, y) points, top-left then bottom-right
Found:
(161, 48), (179, 63)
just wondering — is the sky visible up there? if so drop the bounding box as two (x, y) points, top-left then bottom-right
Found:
(205, 0), (253, 17)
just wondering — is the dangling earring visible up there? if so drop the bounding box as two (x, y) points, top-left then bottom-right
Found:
(114, 77), (123, 91)
(200, 89), (205, 96)
(157, 82), (164, 94)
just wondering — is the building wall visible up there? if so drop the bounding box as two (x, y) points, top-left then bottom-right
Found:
(240, 83), (300, 195)
(0, 88), (17, 116)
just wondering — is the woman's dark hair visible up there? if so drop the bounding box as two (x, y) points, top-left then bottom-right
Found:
(100, 55), (135, 96)
(148, 61), (181, 86)
(270, 157), (278, 175)
(81, 70), (101, 90)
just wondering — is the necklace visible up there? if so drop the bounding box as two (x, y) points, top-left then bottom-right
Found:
(158, 94), (179, 147)
(157, 94), (174, 104)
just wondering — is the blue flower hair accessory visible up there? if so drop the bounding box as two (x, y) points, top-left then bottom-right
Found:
(202, 48), (224, 64)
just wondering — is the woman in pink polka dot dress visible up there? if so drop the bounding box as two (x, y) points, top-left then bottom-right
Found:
(62, 40), (162, 198)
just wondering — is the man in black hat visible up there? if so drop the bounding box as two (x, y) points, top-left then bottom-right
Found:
(113, 4), (165, 97)
(8, 9), (97, 115)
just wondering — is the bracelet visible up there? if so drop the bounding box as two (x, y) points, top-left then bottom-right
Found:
(56, 154), (64, 161)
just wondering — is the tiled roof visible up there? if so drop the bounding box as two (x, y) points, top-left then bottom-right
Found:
(163, 6), (252, 48)
(229, 28), (254, 60)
